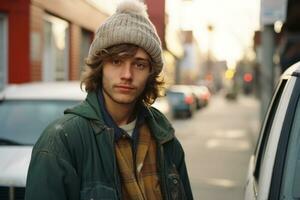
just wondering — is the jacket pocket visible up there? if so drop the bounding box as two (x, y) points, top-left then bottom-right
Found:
(80, 182), (118, 200)
(167, 165), (187, 200)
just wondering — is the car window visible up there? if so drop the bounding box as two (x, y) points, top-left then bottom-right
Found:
(166, 91), (184, 104)
(0, 100), (80, 145)
(253, 79), (287, 181)
(279, 80), (300, 199)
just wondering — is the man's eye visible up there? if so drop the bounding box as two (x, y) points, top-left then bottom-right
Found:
(136, 63), (145, 69)
(112, 59), (122, 65)
(134, 62), (149, 70)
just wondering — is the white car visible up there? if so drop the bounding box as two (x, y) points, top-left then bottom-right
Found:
(0, 82), (86, 198)
(245, 61), (300, 200)
(152, 96), (172, 120)
(0, 81), (171, 199)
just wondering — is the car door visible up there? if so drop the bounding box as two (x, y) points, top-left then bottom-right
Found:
(270, 75), (300, 200)
(245, 76), (294, 200)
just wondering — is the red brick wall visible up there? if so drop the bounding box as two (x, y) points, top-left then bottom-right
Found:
(30, 4), (43, 81)
(31, 0), (109, 81)
(1, 0), (108, 83)
(145, 0), (166, 48)
(69, 24), (81, 80)
(0, 0), (31, 83)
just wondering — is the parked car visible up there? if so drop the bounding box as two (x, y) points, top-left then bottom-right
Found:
(166, 85), (197, 118)
(0, 81), (174, 199)
(190, 85), (211, 109)
(244, 61), (300, 200)
(0, 82), (86, 199)
(152, 96), (172, 120)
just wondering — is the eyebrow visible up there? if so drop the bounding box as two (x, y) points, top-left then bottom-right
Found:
(134, 57), (150, 62)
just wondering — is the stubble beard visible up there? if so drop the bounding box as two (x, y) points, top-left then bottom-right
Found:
(102, 86), (139, 106)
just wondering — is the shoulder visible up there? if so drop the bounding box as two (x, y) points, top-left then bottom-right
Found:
(33, 114), (92, 156)
(163, 136), (186, 166)
(148, 105), (183, 153)
(148, 106), (172, 126)
(41, 113), (89, 138)
(146, 106), (175, 140)
(163, 136), (184, 152)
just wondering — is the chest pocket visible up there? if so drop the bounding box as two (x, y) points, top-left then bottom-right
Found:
(80, 182), (118, 200)
(167, 165), (187, 200)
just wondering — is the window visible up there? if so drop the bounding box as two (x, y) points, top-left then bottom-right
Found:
(253, 79), (287, 181)
(42, 14), (69, 81)
(0, 100), (80, 145)
(278, 79), (300, 199)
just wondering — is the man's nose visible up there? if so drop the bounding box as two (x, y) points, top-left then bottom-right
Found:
(120, 62), (133, 80)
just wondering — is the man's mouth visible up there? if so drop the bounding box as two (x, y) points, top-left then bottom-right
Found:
(115, 85), (135, 92)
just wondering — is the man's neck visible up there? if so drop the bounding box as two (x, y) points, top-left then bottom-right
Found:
(102, 91), (136, 126)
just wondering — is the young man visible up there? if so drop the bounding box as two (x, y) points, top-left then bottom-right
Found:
(25, 0), (193, 199)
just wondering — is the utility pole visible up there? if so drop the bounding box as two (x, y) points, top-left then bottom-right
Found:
(259, 0), (287, 119)
(260, 25), (275, 118)
(205, 24), (214, 87)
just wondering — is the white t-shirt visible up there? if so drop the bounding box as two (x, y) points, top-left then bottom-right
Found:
(119, 119), (137, 137)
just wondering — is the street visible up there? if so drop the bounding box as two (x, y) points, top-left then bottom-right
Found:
(172, 94), (260, 200)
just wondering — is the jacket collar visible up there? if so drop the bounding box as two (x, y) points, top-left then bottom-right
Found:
(64, 91), (175, 144)
(64, 92), (105, 127)
(144, 106), (175, 144)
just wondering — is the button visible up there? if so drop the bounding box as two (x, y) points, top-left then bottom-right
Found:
(173, 178), (178, 184)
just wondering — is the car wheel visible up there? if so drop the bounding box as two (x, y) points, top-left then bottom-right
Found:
(186, 110), (192, 118)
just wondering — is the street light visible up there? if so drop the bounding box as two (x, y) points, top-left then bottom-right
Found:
(206, 24), (214, 81)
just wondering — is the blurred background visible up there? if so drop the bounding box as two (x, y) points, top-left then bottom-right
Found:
(0, 0), (300, 199)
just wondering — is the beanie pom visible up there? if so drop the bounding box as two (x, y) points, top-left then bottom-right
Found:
(116, 0), (148, 17)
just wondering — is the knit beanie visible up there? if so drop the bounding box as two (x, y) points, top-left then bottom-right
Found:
(88, 0), (163, 73)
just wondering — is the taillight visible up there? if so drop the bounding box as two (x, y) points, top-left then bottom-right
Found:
(201, 93), (210, 100)
(184, 96), (194, 104)
(243, 73), (253, 82)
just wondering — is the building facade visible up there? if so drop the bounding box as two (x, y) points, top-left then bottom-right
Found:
(0, 0), (109, 90)
(146, 0), (184, 86)
(0, 0), (184, 90)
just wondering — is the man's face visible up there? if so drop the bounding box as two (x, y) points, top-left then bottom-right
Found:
(102, 48), (151, 106)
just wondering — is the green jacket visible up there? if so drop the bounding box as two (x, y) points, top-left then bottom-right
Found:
(25, 92), (193, 200)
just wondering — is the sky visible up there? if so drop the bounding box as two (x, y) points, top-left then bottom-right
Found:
(168, 0), (261, 67)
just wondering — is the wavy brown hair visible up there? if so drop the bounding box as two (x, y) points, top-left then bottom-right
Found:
(81, 44), (165, 105)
